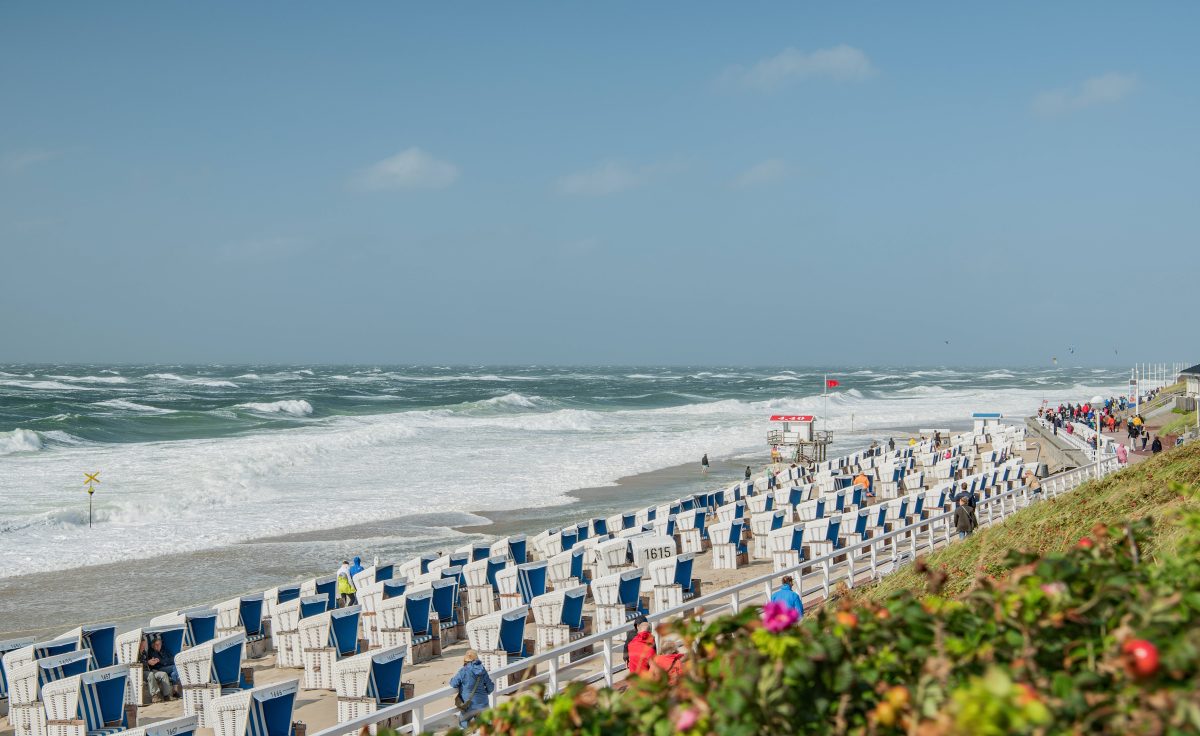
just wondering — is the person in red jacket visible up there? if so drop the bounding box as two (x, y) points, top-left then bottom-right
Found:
(626, 622), (657, 674)
(653, 639), (686, 685)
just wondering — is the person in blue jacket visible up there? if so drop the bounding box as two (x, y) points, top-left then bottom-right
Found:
(450, 650), (495, 729)
(769, 575), (804, 616)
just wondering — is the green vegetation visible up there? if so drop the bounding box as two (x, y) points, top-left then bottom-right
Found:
(1161, 408), (1198, 437)
(851, 441), (1200, 603)
(445, 443), (1200, 735)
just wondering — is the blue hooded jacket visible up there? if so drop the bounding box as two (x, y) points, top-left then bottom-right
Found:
(348, 556), (365, 579)
(769, 583), (804, 615)
(449, 659), (494, 712)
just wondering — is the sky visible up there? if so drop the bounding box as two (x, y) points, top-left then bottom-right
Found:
(1, 3), (1197, 366)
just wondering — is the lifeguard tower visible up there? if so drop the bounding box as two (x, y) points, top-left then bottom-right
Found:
(972, 412), (1003, 434)
(767, 415), (832, 465)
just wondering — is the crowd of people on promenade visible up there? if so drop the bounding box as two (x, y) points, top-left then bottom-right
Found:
(1039, 394), (1171, 456)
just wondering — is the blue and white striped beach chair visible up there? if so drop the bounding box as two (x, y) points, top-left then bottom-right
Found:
(0, 636), (35, 703)
(206, 678), (299, 736)
(516, 561), (548, 604)
(332, 646), (408, 734)
(58, 626), (117, 669)
(111, 714), (199, 736)
(41, 663), (130, 736)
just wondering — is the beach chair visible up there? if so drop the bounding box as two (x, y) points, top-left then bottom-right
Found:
(149, 608), (218, 649)
(215, 595), (267, 659)
(591, 538), (630, 579)
(493, 567), (522, 611)
(530, 530), (562, 561)
(746, 494), (774, 515)
(428, 578), (462, 647)
(8, 650), (92, 736)
(109, 715), (198, 736)
(56, 626), (116, 670)
(175, 633), (248, 726)
(709, 519), (747, 570)
(267, 598), (314, 670)
(1, 636), (35, 708)
(628, 534), (675, 570)
(466, 607), (531, 692)
(749, 510), (786, 559)
(376, 591), (437, 664)
(41, 664), (130, 736)
(714, 501), (746, 525)
(113, 625), (185, 707)
(355, 581), (385, 649)
(838, 508), (872, 551)
(650, 514), (677, 539)
(647, 553), (699, 613)
(332, 647), (411, 734)
(516, 561), (549, 605)
(590, 568), (646, 632)
(298, 606), (361, 690)
(395, 558), (423, 583)
(462, 556), (502, 618)
(423, 555), (450, 578)
(299, 575), (338, 612)
(546, 548), (586, 590)
(205, 678), (298, 736)
(802, 518), (839, 559)
(381, 579), (408, 599)
(673, 509), (707, 555)
(261, 585), (301, 653)
(530, 586), (589, 664)
(768, 525), (804, 572)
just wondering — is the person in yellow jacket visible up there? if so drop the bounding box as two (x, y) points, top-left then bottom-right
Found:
(336, 560), (357, 607)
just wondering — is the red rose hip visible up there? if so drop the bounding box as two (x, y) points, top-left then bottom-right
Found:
(1121, 639), (1159, 678)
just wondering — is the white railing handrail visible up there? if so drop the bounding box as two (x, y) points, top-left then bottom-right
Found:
(312, 455), (1118, 735)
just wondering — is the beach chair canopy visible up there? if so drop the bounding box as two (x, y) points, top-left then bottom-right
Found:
(429, 578), (459, 626)
(179, 607), (218, 647)
(299, 595), (328, 619)
(404, 590), (433, 636)
(675, 553), (697, 596)
(37, 649), (94, 691)
(559, 526), (578, 551)
(374, 563), (395, 583)
(591, 518), (609, 537)
(498, 607), (528, 656)
(313, 575), (338, 611)
(507, 535), (527, 565)
(559, 586), (586, 630)
(328, 607), (361, 657)
(244, 677), (298, 734)
(617, 568), (644, 610)
(212, 634), (247, 688)
(42, 664), (130, 732)
(61, 624), (117, 669)
(381, 579), (407, 600)
(223, 595), (265, 638)
(517, 561), (548, 604)
(574, 521), (590, 541)
(418, 554), (438, 575)
(448, 551), (469, 569)
(275, 585), (302, 606)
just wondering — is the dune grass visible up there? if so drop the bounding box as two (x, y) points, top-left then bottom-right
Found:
(849, 440), (1200, 604)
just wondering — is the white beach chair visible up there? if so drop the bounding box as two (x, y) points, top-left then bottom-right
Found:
(591, 538), (630, 579)
(41, 664), (130, 736)
(1, 636), (36, 705)
(215, 595), (268, 659)
(298, 606), (361, 690)
(205, 678), (298, 736)
(709, 519), (747, 570)
(466, 607), (530, 691)
(530, 586), (588, 664)
(8, 649), (92, 736)
(110, 715), (199, 736)
(628, 535), (675, 570)
(176, 633), (246, 726)
(56, 625), (117, 670)
(331, 647), (410, 734)
(546, 548), (586, 590)
(646, 553), (699, 613)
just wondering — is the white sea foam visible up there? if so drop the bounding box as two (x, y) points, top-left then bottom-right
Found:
(0, 379), (87, 391)
(235, 399), (314, 416)
(94, 399), (177, 414)
(47, 375), (131, 384)
(144, 373), (239, 388)
(0, 429), (43, 455)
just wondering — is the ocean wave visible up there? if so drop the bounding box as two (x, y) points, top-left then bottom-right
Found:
(478, 392), (542, 410)
(1, 428), (43, 454)
(234, 373), (261, 379)
(235, 399), (314, 416)
(0, 379), (88, 391)
(144, 373), (239, 388)
(47, 375), (131, 384)
(765, 375), (801, 382)
(94, 399), (177, 415)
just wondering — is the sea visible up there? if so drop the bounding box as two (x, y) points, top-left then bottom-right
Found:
(0, 364), (1125, 635)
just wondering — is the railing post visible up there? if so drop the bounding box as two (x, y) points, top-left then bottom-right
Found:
(730, 589), (741, 614)
(548, 656), (559, 696)
(821, 559), (831, 598)
(869, 540), (878, 579)
(412, 706), (424, 735)
(602, 635), (614, 688)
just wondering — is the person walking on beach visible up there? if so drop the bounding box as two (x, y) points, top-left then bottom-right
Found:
(887, 437), (895, 451)
(701, 453), (709, 473)
(336, 560), (357, 607)
(1151, 436), (1163, 454)
(769, 575), (804, 616)
(745, 466), (752, 481)
(450, 650), (494, 730)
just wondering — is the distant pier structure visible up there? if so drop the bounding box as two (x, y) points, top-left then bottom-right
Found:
(767, 414), (833, 465)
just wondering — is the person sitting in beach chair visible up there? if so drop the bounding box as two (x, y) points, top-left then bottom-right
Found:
(852, 471), (873, 499)
(139, 636), (177, 701)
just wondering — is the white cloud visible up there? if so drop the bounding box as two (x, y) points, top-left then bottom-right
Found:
(719, 45), (875, 91)
(556, 160), (656, 196)
(732, 159), (788, 189)
(351, 147), (459, 190)
(1033, 73), (1138, 117)
(2, 148), (62, 172)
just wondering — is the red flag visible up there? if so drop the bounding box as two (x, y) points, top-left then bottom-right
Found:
(826, 379), (840, 388)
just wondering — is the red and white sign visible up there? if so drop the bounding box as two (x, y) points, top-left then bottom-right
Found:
(769, 415), (814, 422)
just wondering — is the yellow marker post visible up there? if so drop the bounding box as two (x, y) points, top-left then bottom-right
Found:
(84, 472), (100, 528)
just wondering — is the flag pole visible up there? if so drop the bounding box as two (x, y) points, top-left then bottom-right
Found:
(823, 373), (828, 434)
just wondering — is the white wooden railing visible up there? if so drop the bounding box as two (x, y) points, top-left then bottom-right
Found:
(312, 456), (1119, 735)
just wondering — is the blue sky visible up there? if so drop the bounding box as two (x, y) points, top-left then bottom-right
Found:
(2, 3), (1196, 365)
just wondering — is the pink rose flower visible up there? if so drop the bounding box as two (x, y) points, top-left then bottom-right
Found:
(761, 600), (799, 633)
(675, 707), (699, 731)
(1040, 582), (1067, 598)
